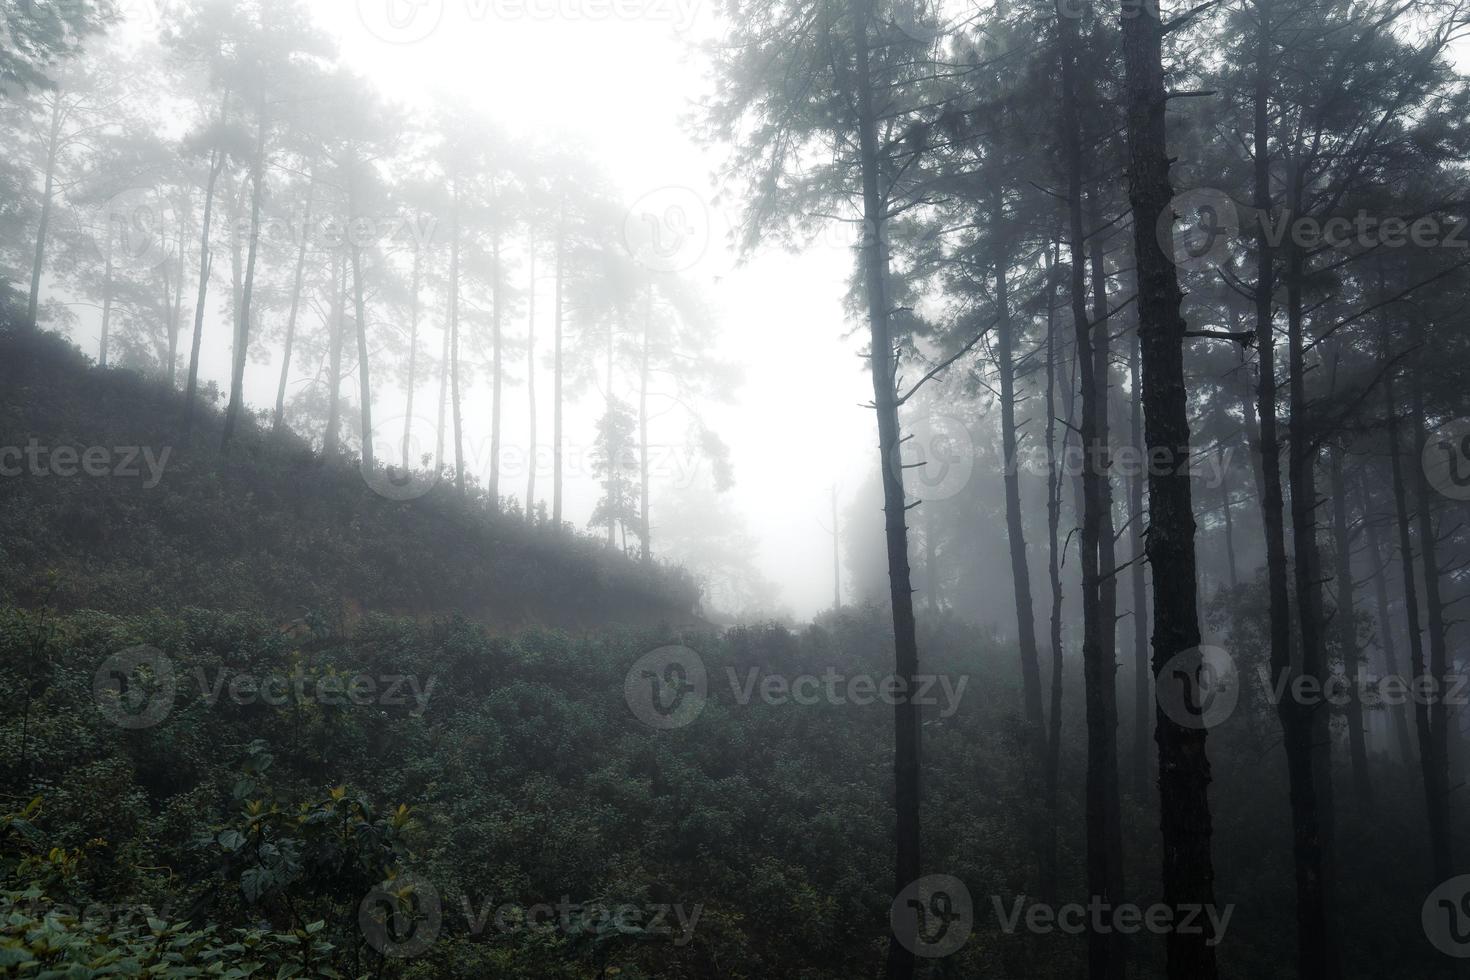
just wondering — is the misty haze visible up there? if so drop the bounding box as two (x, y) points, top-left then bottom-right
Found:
(2, 0), (1470, 976)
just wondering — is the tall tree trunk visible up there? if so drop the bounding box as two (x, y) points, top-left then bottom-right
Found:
(352, 240), (372, 472)
(403, 246), (422, 467)
(275, 185), (314, 432)
(1130, 327), (1150, 798)
(98, 237), (112, 368)
(26, 98), (63, 332)
(1219, 455), (1238, 590)
(852, 5), (921, 977)
(1043, 236), (1066, 904)
(1061, 12), (1124, 974)
(183, 93), (230, 436)
(1121, 1), (1221, 975)
(526, 237), (538, 514)
(436, 277), (450, 471)
(1383, 335), (1449, 884)
(222, 107), (267, 453)
(324, 250), (345, 457)
(1329, 444), (1371, 804)
(489, 191), (503, 505)
(638, 286), (652, 561)
(1285, 187), (1340, 980)
(1249, 8), (1331, 975)
(993, 223), (1043, 732)
(450, 182), (464, 496)
(1408, 324), (1456, 886)
(553, 215), (565, 529)
(606, 317), (618, 548)
(1358, 472), (1414, 767)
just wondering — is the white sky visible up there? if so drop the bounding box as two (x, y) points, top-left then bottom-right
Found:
(105, 0), (879, 620)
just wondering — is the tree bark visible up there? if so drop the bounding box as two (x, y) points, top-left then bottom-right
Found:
(403, 245), (422, 467)
(1043, 236), (1066, 904)
(1407, 323), (1455, 885)
(1120, 1), (1221, 974)
(553, 215), (565, 529)
(183, 92), (230, 436)
(324, 250), (345, 456)
(275, 185), (313, 432)
(1357, 472), (1413, 767)
(1062, 11), (1125, 974)
(1129, 327), (1150, 798)
(222, 105), (267, 453)
(993, 218), (1043, 732)
(27, 98), (63, 332)
(852, 5), (921, 977)
(1329, 444), (1370, 804)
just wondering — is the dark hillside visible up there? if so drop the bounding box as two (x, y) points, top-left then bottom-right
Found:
(0, 324), (701, 629)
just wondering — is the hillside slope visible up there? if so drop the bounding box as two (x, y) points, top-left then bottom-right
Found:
(0, 325), (702, 629)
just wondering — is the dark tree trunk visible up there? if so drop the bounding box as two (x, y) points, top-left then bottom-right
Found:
(1329, 445), (1371, 804)
(1219, 456), (1238, 590)
(852, 6), (921, 978)
(993, 222), (1043, 732)
(1043, 236), (1066, 904)
(1408, 324), (1456, 885)
(1130, 326), (1150, 799)
(1357, 472), (1414, 767)
(351, 239), (372, 473)
(489, 190), (504, 505)
(1121, 1), (1221, 975)
(1062, 12), (1125, 974)
(638, 286), (652, 561)
(1285, 193), (1341, 980)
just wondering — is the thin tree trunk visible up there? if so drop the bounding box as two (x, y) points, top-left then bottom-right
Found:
(403, 246), (422, 467)
(324, 249), (345, 456)
(852, 5), (921, 976)
(1121, 0), (1220, 974)
(275, 185), (314, 432)
(1285, 184), (1341, 980)
(98, 237), (112, 368)
(450, 182), (464, 496)
(183, 93), (230, 436)
(1043, 236), (1066, 904)
(1062, 12), (1124, 974)
(638, 285), (652, 561)
(489, 189), (503, 505)
(1408, 322), (1456, 885)
(1329, 444), (1371, 804)
(352, 239), (372, 472)
(1358, 472), (1414, 767)
(993, 224), (1043, 732)
(1130, 326), (1150, 798)
(222, 106), (267, 453)
(26, 98), (63, 331)
(553, 215), (565, 529)
(1220, 455), (1238, 590)
(527, 236), (538, 514)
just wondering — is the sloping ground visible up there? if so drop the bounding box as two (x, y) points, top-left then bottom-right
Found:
(0, 325), (701, 630)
